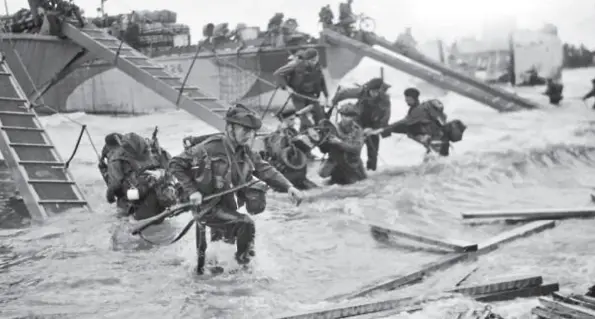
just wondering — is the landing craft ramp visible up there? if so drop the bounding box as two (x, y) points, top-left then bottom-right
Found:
(0, 53), (88, 222)
(61, 23), (232, 132)
(321, 29), (541, 112)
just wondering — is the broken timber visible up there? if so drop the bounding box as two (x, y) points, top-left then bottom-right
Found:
(369, 222), (478, 252)
(461, 207), (595, 221)
(534, 294), (595, 319)
(328, 220), (556, 301)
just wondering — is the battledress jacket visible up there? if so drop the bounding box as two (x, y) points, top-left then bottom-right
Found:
(381, 102), (443, 138)
(169, 135), (293, 212)
(332, 87), (391, 129)
(273, 59), (329, 97)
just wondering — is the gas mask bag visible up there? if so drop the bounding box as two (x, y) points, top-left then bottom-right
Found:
(244, 180), (268, 215)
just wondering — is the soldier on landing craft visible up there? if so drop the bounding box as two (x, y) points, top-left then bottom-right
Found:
(582, 78), (595, 109)
(338, 0), (356, 36)
(318, 103), (366, 185)
(274, 48), (329, 132)
(331, 77), (391, 171)
(375, 88), (466, 157)
(169, 104), (303, 273)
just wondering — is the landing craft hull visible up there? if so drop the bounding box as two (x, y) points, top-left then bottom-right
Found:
(29, 36), (364, 115)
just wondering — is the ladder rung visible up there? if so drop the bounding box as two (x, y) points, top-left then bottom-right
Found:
(0, 97), (26, 102)
(0, 110), (35, 116)
(38, 199), (87, 205)
(158, 76), (180, 80)
(19, 160), (64, 166)
(122, 56), (147, 60)
(212, 108), (227, 113)
(28, 179), (74, 184)
(0, 71), (11, 76)
(2, 126), (44, 131)
(175, 86), (199, 91)
(9, 143), (53, 148)
(92, 37), (117, 41)
(108, 46), (132, 51)
(192, 97), (218, 101)
(82, 28), (103, 33)
(140, 66), (163, 70)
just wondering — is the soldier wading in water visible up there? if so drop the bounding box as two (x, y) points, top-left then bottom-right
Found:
(169, 104), (303, 274)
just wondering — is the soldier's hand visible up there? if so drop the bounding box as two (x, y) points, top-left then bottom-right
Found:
(189, 191), (203, 205)
(287, 186), (303, 206)
(106, 188), (116, 204)
(328, 136), (341, 144)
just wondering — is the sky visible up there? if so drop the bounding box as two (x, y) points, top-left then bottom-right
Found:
(4, 0), (594, 47)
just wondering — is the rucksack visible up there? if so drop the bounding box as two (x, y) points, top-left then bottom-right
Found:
(182, 133), (221, 149)
(443, 120), (467, 142)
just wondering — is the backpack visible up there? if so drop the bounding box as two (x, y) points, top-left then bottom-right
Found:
(443, 119), (467, 142)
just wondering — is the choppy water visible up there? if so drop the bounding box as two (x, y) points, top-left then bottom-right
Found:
(2, 66), (595, 319)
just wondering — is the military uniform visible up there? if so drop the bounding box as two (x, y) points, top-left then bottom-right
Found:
(169, 104), (295, 270)
(106, 133), (173, 219)
(332, 77), (391, 171)
(382, 88), (454, 156)
(319, 103), (366, 185)
(274, 48), (328, 131)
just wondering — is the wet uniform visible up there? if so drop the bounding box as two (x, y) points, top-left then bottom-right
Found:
(274, 48), (328, 131)
(169, 134), (293, 267)
(332, 78), (391, 171)
(319, 104), (366, 185)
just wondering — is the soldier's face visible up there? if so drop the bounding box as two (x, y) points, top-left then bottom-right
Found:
(405, 96), (417, 107)
(369, 89), (379, 98)
(283, 115), (297, 128)
(231, 124), (256, 146)
(342, 114), (355, 123)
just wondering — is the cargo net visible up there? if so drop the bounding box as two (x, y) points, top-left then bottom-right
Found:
(215, 55), (264, 110)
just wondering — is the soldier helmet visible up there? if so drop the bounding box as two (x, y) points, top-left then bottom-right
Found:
(104, 132), (123, 146)
(338, 103), (361, 116)
(365, 77), (391, 91)
(404, 87), (420, 99)
(301, 48), (319, 60)
(225, 103), (262, 130)
(244, 180), (268, 215)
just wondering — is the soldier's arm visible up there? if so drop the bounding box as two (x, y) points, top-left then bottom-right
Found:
(320, 70), (329, 98)
(273, 60), (298, 88)
(331, 87), (362, 105)
(381, 107), (426, 136)
(583, 89), (595, 100)
(378, 97), (392, 127)
(333, 128), (364, 153)
(251, 151), (294, 192)
(169, 145), (206, 196)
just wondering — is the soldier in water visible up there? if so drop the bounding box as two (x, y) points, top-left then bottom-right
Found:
(274, 48), (329, 132)
(169, 104), (303, 273)
(331, 77), (391, 171)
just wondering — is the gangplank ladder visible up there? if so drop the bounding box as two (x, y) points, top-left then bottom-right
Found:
(321, 29), (536, 112)
(0, 55), (89, 221)
(61, 23), (230, 131)
(367, 32), (541, 110)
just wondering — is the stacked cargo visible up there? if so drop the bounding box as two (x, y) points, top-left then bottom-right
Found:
(91, 9), (190, 49)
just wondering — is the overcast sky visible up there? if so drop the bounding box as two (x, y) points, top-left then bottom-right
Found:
(4, 0), (594, 47)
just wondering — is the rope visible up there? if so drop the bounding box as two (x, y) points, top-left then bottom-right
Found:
(176, 41), (205, 106)
(63, 124), (86, 169)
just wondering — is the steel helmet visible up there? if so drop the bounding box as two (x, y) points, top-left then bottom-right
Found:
(225, 104), (262, 130)
(338, 103), (361, 116)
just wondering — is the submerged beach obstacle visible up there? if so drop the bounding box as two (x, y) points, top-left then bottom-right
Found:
(533, 291), (595, 319)
(461, 207), (595, 221)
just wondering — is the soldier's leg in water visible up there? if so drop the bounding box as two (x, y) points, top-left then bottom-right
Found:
(203, 208), (256, 264)
(365, 135), (380, 171)
(195, 224), (208, 274)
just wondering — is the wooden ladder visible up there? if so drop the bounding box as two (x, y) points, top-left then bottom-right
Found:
(0, 54), (89, 221)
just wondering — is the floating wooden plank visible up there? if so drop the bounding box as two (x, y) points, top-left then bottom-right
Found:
(369, 222), (478, 252)
(474, 282), (559, 303)
(276, 295), (433, 319)
(448, 275), (543, 296)
(539, 297), (595, 318)
(477, 220), (556, 251)
(340, 306), (422, 319)
(531, 306), (567, 319)
(461, 207), (595, 220)
(329, 220), (556, 301)
(454, 266), (478, 287)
